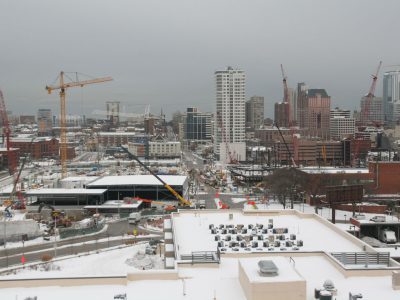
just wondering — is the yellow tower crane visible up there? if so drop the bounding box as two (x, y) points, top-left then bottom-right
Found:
(46, 72), (113, 178)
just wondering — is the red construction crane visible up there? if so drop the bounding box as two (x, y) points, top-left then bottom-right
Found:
(279, 65), (297, 166)
(360, 61), (382, 127)
(0, 90), (16, 175)
(353, 61), (382, 166)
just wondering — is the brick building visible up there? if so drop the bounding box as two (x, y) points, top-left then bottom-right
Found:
(11, 137), (59, 159)
(0, 148), (20, 171)
(368, 161), (400, 194)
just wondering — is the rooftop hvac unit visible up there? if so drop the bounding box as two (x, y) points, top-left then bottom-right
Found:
(219, 224), (225, 229)
(349, 292), (363, 299)
(229, 213), (233, 220)
(237, 224), (244, 230)
(319, 291), (333, 300)
(214, 235), (220, 241)
(262, 228), (269, 234)
(290, 234), (296, 240)
(248, 224), (254, 229)
(258, 260), (278, 277)
(229, 241), (238, 247)
(242, 228), (248, 234)
(256, 223), (264, 229)
(209, 224), (214, 229)
(225, 235), (231, 241)
(211, 229), (217, 234)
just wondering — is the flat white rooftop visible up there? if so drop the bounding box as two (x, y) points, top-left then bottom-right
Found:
(26, 188), (107, 195)
(87, 175), (187, 187)
(60, 176), (99, 182)
(300, 167), (369, 174)
(172, 210), (370, 257)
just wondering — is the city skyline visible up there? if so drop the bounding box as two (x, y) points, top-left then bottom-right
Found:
(1, 0), (400, 118)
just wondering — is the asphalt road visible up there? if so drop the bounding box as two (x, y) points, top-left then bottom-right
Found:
(0, 219), (162, 269)
(0, 235), (158, 269)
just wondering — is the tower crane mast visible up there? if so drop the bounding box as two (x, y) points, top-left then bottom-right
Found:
(46, 72), (113, 178)
(361, 61), (382, 126)
(0, 90), (16, 175)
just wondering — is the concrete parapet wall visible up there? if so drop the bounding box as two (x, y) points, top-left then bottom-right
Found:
(393, 271), (400, 290)
(0, 220), (41, 241)
(0, 276), (126, 288)
(127, 270), (179, 281)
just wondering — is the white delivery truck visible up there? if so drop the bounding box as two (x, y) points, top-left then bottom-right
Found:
(128, 212), (142, 224)
(379, 228), (397, 244)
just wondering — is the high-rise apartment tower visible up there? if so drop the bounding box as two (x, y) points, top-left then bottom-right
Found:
(214, 67), (246, 161)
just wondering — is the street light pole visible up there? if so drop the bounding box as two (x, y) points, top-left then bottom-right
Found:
(53, 214), (57, 258)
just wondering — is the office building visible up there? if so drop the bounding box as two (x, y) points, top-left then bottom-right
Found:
(383, 70), (400, 123)
(274, 102), (289, 127)
(183, 107), (212, 142)
(245, 96), (264, 129)
(37, 109), (53, 136)
(360, 96), (383, 125)
(330, 107), (351, 119)
(214, 67), (246, 162)
(106, 101), (120, 126)
(330, 116), (355, 140)
(297, 86), (331, 139)
(297, 82), (308, 128)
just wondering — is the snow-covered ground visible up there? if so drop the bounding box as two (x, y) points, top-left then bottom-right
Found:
(1, 243), (163, 279)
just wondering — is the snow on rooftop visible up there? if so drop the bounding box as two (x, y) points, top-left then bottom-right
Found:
(239, 257), (302, 282)
(87, 175), (187, 187)
(25, 188), (107, 195)
(300, 167), (369, 174)
(172, 210), (367, 257)
(60, 176), (99, 182)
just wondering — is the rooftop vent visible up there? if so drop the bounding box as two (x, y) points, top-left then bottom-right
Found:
(258, 260), (278, 277)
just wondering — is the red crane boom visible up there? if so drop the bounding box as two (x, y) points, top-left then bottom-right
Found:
(0, 90), (16, 175)
(361, 61), (382, 126)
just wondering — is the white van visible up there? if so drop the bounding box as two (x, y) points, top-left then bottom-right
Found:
(128, 212), (142, 224)
(379, 229), (397, 244)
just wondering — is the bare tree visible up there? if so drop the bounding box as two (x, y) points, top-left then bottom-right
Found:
(265, 168), (306, 209)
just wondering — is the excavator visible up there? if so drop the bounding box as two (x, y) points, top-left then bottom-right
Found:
(38, 203), (72, 230)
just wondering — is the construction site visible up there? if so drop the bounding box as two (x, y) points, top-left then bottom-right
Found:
(2, 1), (400, 299)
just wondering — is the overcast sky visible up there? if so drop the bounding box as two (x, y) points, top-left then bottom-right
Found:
(1, 0), (399, 119)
